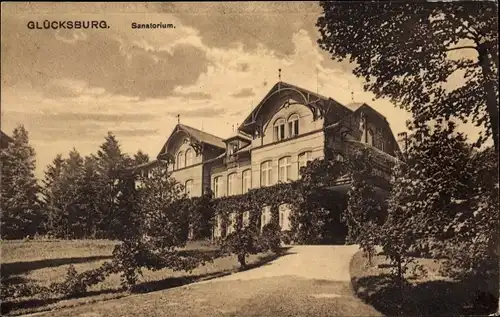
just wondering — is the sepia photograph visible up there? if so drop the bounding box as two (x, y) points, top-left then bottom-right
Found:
(1, 1), (498, 316)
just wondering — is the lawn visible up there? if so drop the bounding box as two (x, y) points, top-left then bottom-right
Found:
(349, 249), (498, 316)
(1, 238), (278, 316)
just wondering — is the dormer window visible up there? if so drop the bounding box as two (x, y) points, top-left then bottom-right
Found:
(274, 118), (285, 141)
(288, 114), (299, 137)
(228, 142), (238, 156)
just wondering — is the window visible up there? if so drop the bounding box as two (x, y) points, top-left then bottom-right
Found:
(140, 169), (150, 179)
(367, 129), (374, 145)
(213, 176), (222, 198)
(279, 204), (291, 231)
(242, 169), (251, 193)
(243, 211), (250, 227)
(273, 118), (286, 141)
(185, 149), (194, 167)
(214, 215), (222, 238)
(278, 156), (292, 182)
(228, 142), (238, 156)
(261, 206), (271, 230)
(185, 180), (193, 198)
(288, 114), (299, 137)
(298, 151), (313, 177)
(260, 161), (272, 186)
(177, 151), (184, 169)
(227, 213), (236, 234)
(227, 173), (237, 196)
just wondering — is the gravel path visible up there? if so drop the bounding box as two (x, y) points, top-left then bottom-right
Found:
(37, 245), (382, 317)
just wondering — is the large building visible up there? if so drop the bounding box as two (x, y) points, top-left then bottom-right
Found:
(139, 81), (401, 239)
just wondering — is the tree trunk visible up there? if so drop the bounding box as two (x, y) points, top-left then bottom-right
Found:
(479, 44), (499, 152)
(238, 253), (247, 268)
(397, 257), (404, 316)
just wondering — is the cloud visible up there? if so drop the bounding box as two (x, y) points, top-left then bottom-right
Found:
(113, 128), (159, 137)
(166, 107), (226, 118)
(170, 91), (212, 100)
(236, 62), (250, 72)
(231, 88), (255, 98)
(1, 16), (210, 99)
(165, 2), (322, 57)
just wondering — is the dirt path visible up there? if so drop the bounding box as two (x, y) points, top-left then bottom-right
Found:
(37, 245), (381, 317)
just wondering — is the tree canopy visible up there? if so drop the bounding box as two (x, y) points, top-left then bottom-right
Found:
(317, 1), (499, 151)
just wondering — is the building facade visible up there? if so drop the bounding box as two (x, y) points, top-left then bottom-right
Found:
(143, 82), (400, 239)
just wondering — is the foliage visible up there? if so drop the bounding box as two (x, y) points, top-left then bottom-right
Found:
(108, 165), (212, 289)
(437, 146), (499, 292)
(317, 1), (499, 150)
(1, 125), (43, 239)
(213, 183), (297, 267)
(290, 158), (348, 244)
(343, 148), (384, 264)
(220, 227), (261, 268)
(379, 120), (499, 310)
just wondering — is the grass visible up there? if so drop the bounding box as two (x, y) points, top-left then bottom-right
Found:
(349, 249), (498, 316)
(0, 239), (281, 316)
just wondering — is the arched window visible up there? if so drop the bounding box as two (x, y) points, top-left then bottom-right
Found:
(227, 173), (237, 196)
(185, 148), (194, 167)
(273, 118), (286, 141)
(288, 114), (299, 137)
(177, 151), (184, 169)
(260, 161), (272, 186)
(242, 169), (251, 193)
(278, 156), (292, 182)
(185, 180), (193, 198)
(367, 129), (374, 146)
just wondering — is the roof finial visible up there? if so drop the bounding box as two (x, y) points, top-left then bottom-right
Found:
(177, 114), (180, 125)
(278, 68), (282, 82)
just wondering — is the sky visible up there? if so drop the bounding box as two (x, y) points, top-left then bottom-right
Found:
(1, 2), (485, 179)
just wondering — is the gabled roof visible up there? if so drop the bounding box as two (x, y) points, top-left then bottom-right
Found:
(239, 81), (340, 133)
(177, 124), (225, 149)
(157, 124), (226, 160)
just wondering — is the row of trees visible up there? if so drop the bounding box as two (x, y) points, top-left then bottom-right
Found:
(1, 127), (150, 240)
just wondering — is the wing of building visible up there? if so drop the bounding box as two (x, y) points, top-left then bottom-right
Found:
(1, 130), (13, 150)
(135, 81), (402, 238)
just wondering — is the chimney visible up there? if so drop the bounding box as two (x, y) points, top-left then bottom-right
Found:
(397, 132), (408, 154)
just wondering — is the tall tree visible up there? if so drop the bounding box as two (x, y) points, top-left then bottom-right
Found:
(95, 132), (129, 238)
(0, 125), (42, 239)
(41, 154), (65, 237)
(80, 155), (101, 238)
(61, 149), (86, 238)
(317, 1), (499, 150)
